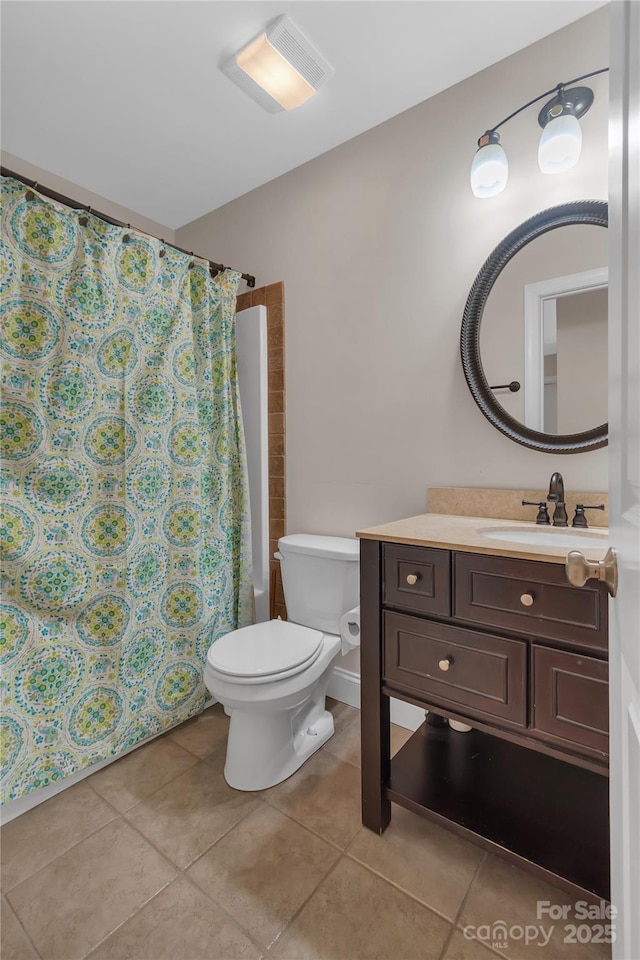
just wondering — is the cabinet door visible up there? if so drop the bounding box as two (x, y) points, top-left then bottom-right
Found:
(384, 611), (526, 726)
(532, 645), (609, 758)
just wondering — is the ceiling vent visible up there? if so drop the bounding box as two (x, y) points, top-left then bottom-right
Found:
(222, 15), (334, 113)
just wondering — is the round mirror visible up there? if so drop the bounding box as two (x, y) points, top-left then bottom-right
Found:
(460, 201), (608, 454)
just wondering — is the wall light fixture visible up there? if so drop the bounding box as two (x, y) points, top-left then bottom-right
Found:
(470, 68), (608, 198)
(222, 15), (334, 114)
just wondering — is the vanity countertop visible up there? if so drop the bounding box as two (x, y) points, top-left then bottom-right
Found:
(356, 512), (610, 564)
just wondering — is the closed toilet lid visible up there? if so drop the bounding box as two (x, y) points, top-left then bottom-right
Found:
(207, 619), (324, 680)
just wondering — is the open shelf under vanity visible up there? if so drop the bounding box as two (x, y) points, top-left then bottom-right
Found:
(387, 720), (610, 899)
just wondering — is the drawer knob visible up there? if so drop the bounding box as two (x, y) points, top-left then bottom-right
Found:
(520, 593), (534, 607)
(438, 657), (453, 672)
(406, 574), (418, 585)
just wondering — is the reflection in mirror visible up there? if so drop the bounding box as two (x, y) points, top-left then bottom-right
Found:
(480, 223), (607, 436)
(541, 285), (608, 434)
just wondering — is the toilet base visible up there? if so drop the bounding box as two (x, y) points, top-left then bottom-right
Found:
(224, 706), (334, 791)
(205, 632), (342, 792)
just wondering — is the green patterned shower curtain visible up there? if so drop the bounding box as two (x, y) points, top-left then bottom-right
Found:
(0, 176), (253, 802)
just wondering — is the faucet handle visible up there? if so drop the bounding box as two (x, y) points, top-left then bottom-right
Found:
(522, 500), (551, 525)
(571, 504), (605, 529)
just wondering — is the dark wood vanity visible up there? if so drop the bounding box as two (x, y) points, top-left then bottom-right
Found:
(360, 536), (610, 899)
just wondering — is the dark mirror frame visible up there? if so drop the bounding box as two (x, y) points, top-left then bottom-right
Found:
(460, 200), (608, 454)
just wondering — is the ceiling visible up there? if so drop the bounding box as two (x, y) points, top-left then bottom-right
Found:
(1, 1), (606, 229)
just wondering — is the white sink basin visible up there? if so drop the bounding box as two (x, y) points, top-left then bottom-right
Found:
(479, 526), (609, 551)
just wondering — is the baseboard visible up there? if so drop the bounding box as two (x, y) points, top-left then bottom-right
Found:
(327, 665), (424, 731)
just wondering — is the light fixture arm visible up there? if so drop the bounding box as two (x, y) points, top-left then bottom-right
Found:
(484, 67), (609, 137)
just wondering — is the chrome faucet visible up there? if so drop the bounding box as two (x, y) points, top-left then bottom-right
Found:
(547, 472), (568, 527)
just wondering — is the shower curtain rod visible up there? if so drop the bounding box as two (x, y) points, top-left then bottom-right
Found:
(1, 166), (256, 288)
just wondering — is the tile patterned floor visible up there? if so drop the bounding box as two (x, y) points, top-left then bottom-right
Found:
(1, 700), (613, 960)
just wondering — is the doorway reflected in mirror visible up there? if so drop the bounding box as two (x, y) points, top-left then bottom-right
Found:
(541, 284), (608, 434)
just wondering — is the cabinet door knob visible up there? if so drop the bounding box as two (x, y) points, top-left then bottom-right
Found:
(406, 574), (418, 585)
(438, 657), (453, 672)
(520, 593), (534, 607)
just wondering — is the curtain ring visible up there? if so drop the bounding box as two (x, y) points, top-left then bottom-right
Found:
(159, 239), (166, 258)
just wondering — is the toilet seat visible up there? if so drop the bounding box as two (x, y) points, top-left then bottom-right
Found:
(207, 619), (324, 685)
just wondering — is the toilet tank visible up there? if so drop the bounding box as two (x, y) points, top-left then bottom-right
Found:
(277, 534), (359, 635)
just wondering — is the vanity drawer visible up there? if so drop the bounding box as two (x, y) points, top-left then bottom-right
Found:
(454, 552), (608, 652)
(532, 645), (608, 758)
(384, 611), (526, 726)
(383, 544), (451, 616)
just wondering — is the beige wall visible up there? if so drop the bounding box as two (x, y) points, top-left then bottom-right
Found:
(177, 9), (610, 540)
(1, 151), (176, 242)
(3, 12), (610, 544)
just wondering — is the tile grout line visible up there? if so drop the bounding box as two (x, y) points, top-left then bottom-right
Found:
(343, 849), (467, 928)
(81, 744), (261, 956)
(85, 737), (203, 808)
(258, 791), (355, 856)
(80, 871), (177, 960)
(17, 786), (184, 960)
(83, 797), (321, 959)
(2, 893), (43, 960)
(180, 869), (267, 957)
(194, 790), (347, 870)
(42, 797), (183, 960)
(177, 796), (274, 874)
(4, 712), (332, 959)
(436, 851), (488, 960)
(262, 852), (348, 956)
(2, 787), (123, 900)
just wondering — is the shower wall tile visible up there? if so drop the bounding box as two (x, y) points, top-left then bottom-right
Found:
(270, 497), (284, 520)
(237, 280), (287, 620)
(235, 291), (252, 311)
(270, 370), (284, 391)
(265, 283), (283, 305)
(269, 391), (284, 413)
(269, 413), (284, 435)
(270, 434), (285, 458)
(267, 304), (284, 330)
(270, 519), (285, 541)
(269, 455), (284, 478)
(270, 478), (285, 499)
(268, 346), (284, 371)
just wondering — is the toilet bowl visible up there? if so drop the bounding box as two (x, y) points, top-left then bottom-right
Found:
(204, 534), (359, 791)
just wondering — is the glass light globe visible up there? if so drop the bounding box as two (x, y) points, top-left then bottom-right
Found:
(470, 142), (509, 198)
(538, 113), (582, 174)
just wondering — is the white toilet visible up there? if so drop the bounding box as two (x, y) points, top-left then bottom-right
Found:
(204, 534), (359, 790)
